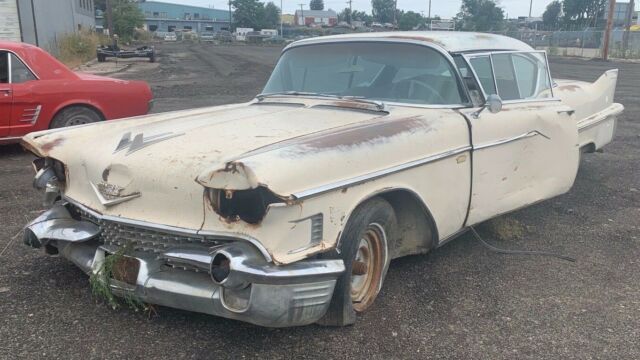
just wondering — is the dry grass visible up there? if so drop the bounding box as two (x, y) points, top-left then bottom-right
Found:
(57, 31), (109, 68)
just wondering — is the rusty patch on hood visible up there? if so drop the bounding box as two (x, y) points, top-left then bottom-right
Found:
(294, 115), (428, 151)
(40, 137), (65, 154)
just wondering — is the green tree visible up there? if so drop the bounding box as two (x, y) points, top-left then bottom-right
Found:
(398, 11), (423, 30)
(542, 0), (563, 30)
(231, 0), (264, 29)
(562, 0), (606, 28)
(371, 0), (395, 23)
(457, 0), (505, 31)
(111, 0), (144, 40)
(261, 2), (281, 28)
(310, 0), (324, 10)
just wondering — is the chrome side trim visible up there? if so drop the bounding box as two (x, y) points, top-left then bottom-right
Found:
(473, 130), (550, 151)
(19, 105), (42, 124)
(63, 196), (274, 263)
(293, 145), (472, 200)
(578, 114), (614, 131)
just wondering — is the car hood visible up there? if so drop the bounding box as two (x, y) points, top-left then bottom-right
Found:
(21, 99), (397, 228)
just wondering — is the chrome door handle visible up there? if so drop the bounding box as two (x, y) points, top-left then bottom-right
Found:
(557, 109), (575, 116)
(0, 89), (11, 96)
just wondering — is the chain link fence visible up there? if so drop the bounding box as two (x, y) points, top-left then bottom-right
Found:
(489, 30), (640, 60)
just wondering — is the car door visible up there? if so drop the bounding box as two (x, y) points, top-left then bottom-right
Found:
(0, 51), (11, 137)
(7, 52), (39, 136)
(461, 51), (579, 225)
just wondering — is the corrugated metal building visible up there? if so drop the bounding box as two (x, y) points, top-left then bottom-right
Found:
(0, 0), (95, 53)
(137, 1), (231, 33)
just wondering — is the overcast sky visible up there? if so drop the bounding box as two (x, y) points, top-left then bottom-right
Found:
(170, 0), (559, 19)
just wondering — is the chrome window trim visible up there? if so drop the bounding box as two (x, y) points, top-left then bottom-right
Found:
(462, 50), (555, 104)
(63, 196), (273, 262)
(274, 38), (474, 109)
(473, 130), (550, 151)
(293, 145), (472, 200)
(0, 49), (40, 83)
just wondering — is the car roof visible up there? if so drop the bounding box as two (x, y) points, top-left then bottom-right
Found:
(0, 40), (40, 52)
(287, 31), (534, 53)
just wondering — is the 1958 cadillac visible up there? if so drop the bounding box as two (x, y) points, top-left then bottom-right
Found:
(21, 32), (622, 327)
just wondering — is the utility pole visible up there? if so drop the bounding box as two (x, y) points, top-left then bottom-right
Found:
(106, 0), (114, 38)
(602, 0), (616, 60)
(299, 4), (305, 26)
(280, 0), (283, 35)
(347, 0), (352, 25)
(228, 1), (233, 32)
(528, 0), (533, 18)
(622, 0), (635, 57)
(428, 0), (431, 19)
(393, 0), (397, 29)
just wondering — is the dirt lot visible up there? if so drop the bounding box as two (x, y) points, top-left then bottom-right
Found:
(1, 42), (639, 359)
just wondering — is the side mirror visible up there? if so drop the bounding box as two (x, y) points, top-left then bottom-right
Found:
(472, 94), (503, 118)
(486, 94), (503, 113)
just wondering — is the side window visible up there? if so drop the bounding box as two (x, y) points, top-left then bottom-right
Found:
(512, 54), (536, 98)
(468, 52), (552, 102)
(0, 52), (8, 83)
(10, 54), (36, 83)
(492, 54), (520, 100)
(468, 56), (496, 96)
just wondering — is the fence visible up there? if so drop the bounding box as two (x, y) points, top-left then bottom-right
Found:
(489, 30), (640, 60)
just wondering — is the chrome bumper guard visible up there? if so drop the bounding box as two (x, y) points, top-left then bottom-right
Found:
(24, 205), (345, 327)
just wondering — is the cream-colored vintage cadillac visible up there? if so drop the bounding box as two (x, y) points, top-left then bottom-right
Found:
(22, 32), (622, 327)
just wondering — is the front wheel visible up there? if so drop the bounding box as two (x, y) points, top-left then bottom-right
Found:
(50, 106), (102, 128)
(317, 197), (397, 326)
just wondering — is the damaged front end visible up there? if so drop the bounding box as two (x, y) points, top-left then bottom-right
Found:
(23, 158), (344, 327)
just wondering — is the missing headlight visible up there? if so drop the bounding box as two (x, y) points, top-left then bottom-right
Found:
(208, 186), (285, 224)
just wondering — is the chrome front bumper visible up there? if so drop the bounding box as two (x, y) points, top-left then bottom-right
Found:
(24, 205), (344, 327)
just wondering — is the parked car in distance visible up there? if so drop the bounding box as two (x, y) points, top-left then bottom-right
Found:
(164, 32), (177, 41)
(21, 32), (622, 327)
(200, 32), (215, 42)
(215, 30), (233, 43)
(0, 41), (153, 144)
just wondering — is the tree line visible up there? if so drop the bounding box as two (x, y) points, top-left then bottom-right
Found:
(95, 0), (612, 38)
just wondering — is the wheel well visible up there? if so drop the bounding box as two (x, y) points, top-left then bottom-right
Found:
(580, 143), (596, 154)
(376, 189), (438, 259)
(49, 104), (105, 129)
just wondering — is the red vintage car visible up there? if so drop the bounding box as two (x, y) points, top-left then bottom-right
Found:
(0, 41), (153, 144)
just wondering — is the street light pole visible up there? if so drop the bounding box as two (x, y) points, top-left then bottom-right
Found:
(280, 0), (283, 36)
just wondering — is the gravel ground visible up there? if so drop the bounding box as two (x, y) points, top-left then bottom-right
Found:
(0, 43), (639, 359)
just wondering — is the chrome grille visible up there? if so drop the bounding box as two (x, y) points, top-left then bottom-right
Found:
(68, 204), (222, 254)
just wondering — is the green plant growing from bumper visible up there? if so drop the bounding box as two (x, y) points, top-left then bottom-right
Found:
(89, 242), (148, 313)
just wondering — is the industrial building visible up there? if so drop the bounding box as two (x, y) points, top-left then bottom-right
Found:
(137, 1), (231, 34)
(0, 0), (95, 53)
(294, 9), (337, 27)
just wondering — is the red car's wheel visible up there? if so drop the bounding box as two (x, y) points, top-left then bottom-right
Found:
(50, 106), (102, 128)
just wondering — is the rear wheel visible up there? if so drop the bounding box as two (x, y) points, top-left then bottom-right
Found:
(50, 106), (102, 128)
(317, 197), (397, 326)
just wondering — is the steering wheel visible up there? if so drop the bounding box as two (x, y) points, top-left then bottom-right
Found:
(392, 79), (446, 104)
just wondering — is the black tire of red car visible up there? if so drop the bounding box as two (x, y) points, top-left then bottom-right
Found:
(50, 106), (102, 128)
(316, 197), (397, 326)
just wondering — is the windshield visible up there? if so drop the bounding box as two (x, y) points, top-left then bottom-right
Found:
(262, 42), (468, 106)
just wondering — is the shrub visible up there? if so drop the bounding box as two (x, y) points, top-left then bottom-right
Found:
(57, 30), (109, 68)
